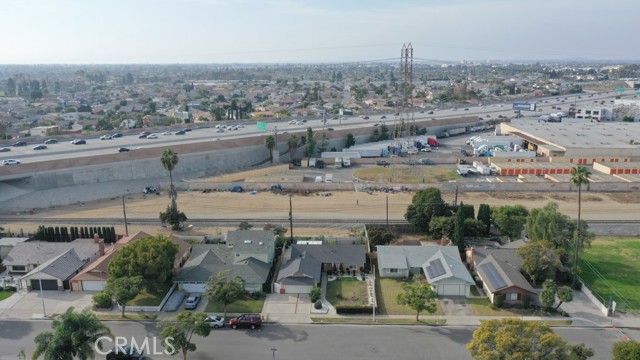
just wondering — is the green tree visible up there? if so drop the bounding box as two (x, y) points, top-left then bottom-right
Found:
(345, 133), (356, 148)
(454, 202), (465, 252)
(317, 132), (329, 155)
(540, 279), (558, 310)
(527, 202), (575, 249)
(32, 307), (113, 360)
(468, 319), (593, 360)
(428, 216), (455, 240)
(492, 205), (529, 240)
(517, 240), (561, 286)
(161, 149), (179, 212)
(6, 77), (16, 96)
(304, 127), (316, 158)
(464, 219), (487, 238)
(570, 165), (591, 288)
(405, 188), (447, 232)
(159, 311), (211, 360)
(264, 134), (276, 163)
(367, 227), (395, 248)
(205, 270), (245, 318)
(555, 285), (573, 311)
(160, 205), (188, 231)
(105, 276), (145, 317)
(238, 220), (253, 230)
(396, 279), (438, 321)
(612, 340), (640, 360)
(108, 235), (178, 293)
(287, 134), (298, 163)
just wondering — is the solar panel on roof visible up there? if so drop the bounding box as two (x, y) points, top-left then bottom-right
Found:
(480, 262), (507, 290)
(426, 258), (446, 279)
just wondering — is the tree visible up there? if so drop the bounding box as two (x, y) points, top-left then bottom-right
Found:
(161, 149), (179, 212)
(108, 235), (178, 293)
(160, 205), (188, 231)
(304, 127), (316, 159)
(492, 205), (529, 240)
(467, 318), (593, 360)
(527, 202), (575, 249)
(464, 219), (487, 238)
(32, 307), (113, 360)
(105, 276), (145, 317)
(477, 204), (491, 235)
(612, 340), (640, 360)
(555, 285), (573, 311)
(6, 77), (16, 96)
(264, 134), (276, 163)
(345, 133), (356, 148)
(454, 202), (465, 252)
(238, 220), (253, 230)
(396, 280), (438, 321)
(517, 240), (561, 286)
(540, 279), (558, 310)
(205, 270), (245, 318)
(405, 188), (447, 232)
(429, 216), (455, 240)
(159, 311), (211, 360)
(287, 134), (298, 163)
(570, 165), (591, 288)
(317, 132), (329, 155)
(367, 227), (395, 247)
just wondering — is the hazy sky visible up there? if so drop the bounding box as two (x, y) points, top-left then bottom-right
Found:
(2, 0), (638, 64)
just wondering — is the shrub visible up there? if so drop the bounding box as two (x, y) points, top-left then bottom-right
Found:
(494, 293), (504, 308)
(309, 287), (322, 302)
(314, 300), (323, 310)
(335, 306), (375, 315)
(523, 294), (531, 309)
(250, 291), (266, 300)
(4, 286), (16, 292)
(92, 291), (113, 309)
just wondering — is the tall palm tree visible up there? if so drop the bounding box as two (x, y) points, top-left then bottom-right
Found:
(264, 135), (276, 163)
(570, 165), (591, 288)
(161, 148), (179, 211)
(33, 307), (113, 360)
(287, 134), (298, 164)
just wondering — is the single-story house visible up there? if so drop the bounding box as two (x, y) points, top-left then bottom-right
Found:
(174, 230), (276, 293)
(377, 246), (475, 297)
(275, 244), (366, 294)
(70, 231), (191, 292)
(0, 237), (30, 263)
(20, 249), (89, 291)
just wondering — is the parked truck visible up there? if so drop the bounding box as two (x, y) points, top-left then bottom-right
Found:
(335, 157), (342, 168)
(342, 158), (351, 167)
(324, 174), (333, 183)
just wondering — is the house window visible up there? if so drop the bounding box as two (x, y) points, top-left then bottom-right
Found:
(506, 292), (518, 301)
(388, 268), (398, 273)
(11, 265), (26, 271)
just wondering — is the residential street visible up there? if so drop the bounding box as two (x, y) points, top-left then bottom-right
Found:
(0, 320), (636, 360)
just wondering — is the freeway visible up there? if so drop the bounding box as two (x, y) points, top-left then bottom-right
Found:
(0, 90), (634, 166)
(0, 320), (634, 360)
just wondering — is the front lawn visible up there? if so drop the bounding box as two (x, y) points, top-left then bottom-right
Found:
(580, 237), (640, 311)
(326, 278), (369, 307)
(376, 278), (443, 315)
(0, 292), (13, 301)
(469, 298), (537, 316)
(204, 296), (265, 314)
(127, 290), (165, 306)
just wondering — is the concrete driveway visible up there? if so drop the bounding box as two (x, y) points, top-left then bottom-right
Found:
(440, 297), (474, 316)
(262, 293), (312, 324)
(0, 290), (94, 320)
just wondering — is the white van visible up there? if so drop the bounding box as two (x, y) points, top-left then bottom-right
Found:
(325, 174), (333, 183)
(315, 176), (323, 183)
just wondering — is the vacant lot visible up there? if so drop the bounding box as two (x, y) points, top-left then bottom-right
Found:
(580, 237), (640, 312)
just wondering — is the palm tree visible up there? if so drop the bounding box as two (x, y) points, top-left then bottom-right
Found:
(570, 165), (591, 288)
(33, 307), (113, 360)
(264, 135), (276, 163)
(161, 149), (179, 211)
(287, 134), (298, 164)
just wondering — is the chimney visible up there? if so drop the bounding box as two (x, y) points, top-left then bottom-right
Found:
(93, 233), (100, 243)
(469, 247), (475, 271)
(94, 234), (105, 256)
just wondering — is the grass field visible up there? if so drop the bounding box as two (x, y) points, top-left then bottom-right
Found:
(326, 278), (369, 307)
(353, 167), (460, 183)
(127, 290), (165, 306)
(0, 292), (13, 301)
(375, 278), (444, 315)
(580, 237), (640, 311)
(204, 297), (265, 314)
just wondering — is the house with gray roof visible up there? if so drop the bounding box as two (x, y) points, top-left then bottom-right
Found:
(0, 237), (30, 264)
(275, 244), (366, 294)
(377, 246), (474, 297)
(174, 230), (276, 293)
(20, 249), (88, 291)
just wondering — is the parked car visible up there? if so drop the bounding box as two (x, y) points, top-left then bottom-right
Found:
(105, 346), (145, 360)
(71, 139), (87, 145)
(143, 186), (157, 194)
(118, 147), (131, 153)
(204, 315), (225, 328)
(2, 159), (21, 165)
(33, 144), (47, 150)
(12, 141), (27, 147)
(229, 314), (262, 329)
(184, 295), (201, 310)
(44, 139), (58, 144)
(0, 147), (10, 152)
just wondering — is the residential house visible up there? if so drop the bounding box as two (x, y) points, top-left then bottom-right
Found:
(377, 246), (474, 297)
(174, 230), (276, 293)
(275, 244), (366, 294)
(0, 237), (30, 264)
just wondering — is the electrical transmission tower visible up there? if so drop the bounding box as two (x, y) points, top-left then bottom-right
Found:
(399, 43), (416, 166)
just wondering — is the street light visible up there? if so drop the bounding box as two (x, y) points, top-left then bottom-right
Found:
(271, 348), (277, 360)
(38, 276), (47, 318)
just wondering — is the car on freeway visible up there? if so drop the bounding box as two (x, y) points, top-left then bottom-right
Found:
(464, 108), (469, 111)
(394, 112), (400, 116)
(0, 147), (10, 152)
(44, 139), (58, 144)
(331, 116), (339, 120)
(215, 128), (225, 133)
(363, 116), (369, 119)
(229, 314), (262, 329)
(32, 144), (47, 150)
(12, 141), (27, 147)
(174, 130), (186, 135)
(118, 147), (131, 153)
(138, 134), (148, 139)
(143, 186), (157, 194)
(380, 115), (386, 119)
(112, 133), (123, 138)
(71, 139), (87, 145)
(161, 131), (172, 135)
(427, 111), (434, 114)
(146, 134), (158, 139)
(420, 110), (424, 113)
(105, 346), (145, 360)
(237, 124), (244, 128)
(327, 128), (334, 131)
(184, 295), (201, 310)
(373, 123), (381, 126)
(183, 128), (192, 132)
(100, 135), (112, 140)
(2, 159), (21, 165)
(204, 315), (225, 328)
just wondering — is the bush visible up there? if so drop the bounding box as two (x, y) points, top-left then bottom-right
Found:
(4, 286), (16, 292)
(309, 287), (322, 302)
(335, 306), (375, 315)
(92, 291), (113, 309)
(494, 293), (504, 308)
(314, 300), (323, 310)
(249, 291), (266, 300)
(523, 294), (531, 309)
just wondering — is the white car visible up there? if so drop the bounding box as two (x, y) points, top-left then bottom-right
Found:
(2, 159), (21, 165)
(146, 134), (158, 139)
(215, 128), (225, 133)
(420, 147), (432, 152)
(99, 135), (112, 140)
(204, 315), (225, 328)
(162, 131), (172, 135)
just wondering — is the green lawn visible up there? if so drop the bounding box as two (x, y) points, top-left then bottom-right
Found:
(326, 278), (369, 307)
(204, 296), (265, 314)
(127, 290), (165, 306)
(375, 278), (444, 315)
(469, 298), (540, 316)
(580, 237), (640, 311)
(0, 292), (13, 301)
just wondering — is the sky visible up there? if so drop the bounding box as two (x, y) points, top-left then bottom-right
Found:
(1, 0), (639, 64)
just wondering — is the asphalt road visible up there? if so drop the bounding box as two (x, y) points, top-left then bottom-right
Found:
(1, 91), (635, 165)
(0, 320), (636, 360)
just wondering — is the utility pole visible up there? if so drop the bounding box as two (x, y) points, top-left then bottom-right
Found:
(122, 196), (129, 236)
(38, 276), (46, 318)
(386, 195), (389, 228)
(454, 185), (459, 209)
(289, 194), (294, 245)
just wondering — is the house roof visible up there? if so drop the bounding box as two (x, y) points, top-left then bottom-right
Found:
(477, 254), (536, 294)
(277, 251), (322, 283)
(423, 250), (475, 285)
(225, 230), (275, 252)
(22, 248), (86, 281)
(377, 246), (463, 270)
(174, 244), (270, 285)
(0, 237), (30, 247)
(472, 248), (523, 270)
(277, 244), (366, 284)
(3, 241), (99, 266)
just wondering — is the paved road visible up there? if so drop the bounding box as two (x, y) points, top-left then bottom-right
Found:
(0, 320), (636, 360)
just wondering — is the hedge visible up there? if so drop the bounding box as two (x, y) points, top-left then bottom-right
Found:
(335, 306), (376, 315)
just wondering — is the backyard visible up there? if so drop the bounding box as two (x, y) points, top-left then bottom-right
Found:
(580, 237), (640, 312)
(326, 277), (369, 307)
(375, 278), (444, 316)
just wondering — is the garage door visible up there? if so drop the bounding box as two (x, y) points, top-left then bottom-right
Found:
(283, 284), (312, 294)
(438, 284), (466, 296)
(181, 283), (206, 293)
(81, 281), (105, 291)
(31, 279), (58, 291)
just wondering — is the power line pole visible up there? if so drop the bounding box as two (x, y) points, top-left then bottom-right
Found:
(122, 196), (129, 236)
(289, 194), (294, 245)
(386, 195), (389, 228)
